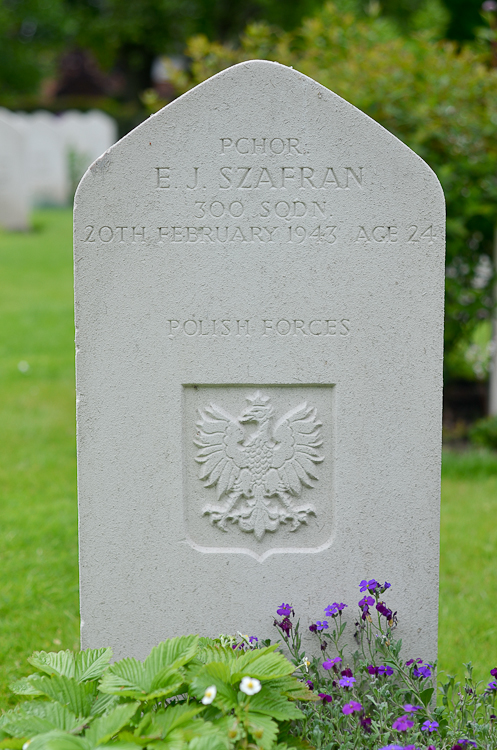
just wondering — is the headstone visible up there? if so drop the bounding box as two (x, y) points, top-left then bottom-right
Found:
(58, 110), (117, 189)
(0, 114), (30, 230)
(74, 61), (445, 661)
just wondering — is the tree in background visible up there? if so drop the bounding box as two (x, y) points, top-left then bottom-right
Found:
(169, 2), (497, 382)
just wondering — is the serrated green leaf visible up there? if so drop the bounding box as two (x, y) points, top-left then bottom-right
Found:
(145, 704), (205, 740)
(267, 676), (318, 702)
(247, 690), (304, 721)
(84, 702), (139, 746)
(196, 644), (239, 667)
(144, 636), (199, 674)
(28, 651), (76, 679)
(91, 693), (119, 716)
(75, 649), (113, 682)
(29, 675), (98, 717)
(9, 676), (44, 696)
(25, 732), (89, 750)
(248, 713), (278, 750)
(232, 651), (295, 682)
(0, 702), (84, 739)
(228, 645), (279, 674)
(99, 658), (146, 695)
(189, 662), (238, 710)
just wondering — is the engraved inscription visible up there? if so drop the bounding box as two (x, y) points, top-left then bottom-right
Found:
(194, 391), (323, 541)
(167, 318), (351, 338)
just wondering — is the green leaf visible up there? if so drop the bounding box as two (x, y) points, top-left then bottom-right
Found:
(189, 662), (238, 710)
(26, 732), (89, 750)
(99, 659), (184, 701)
(144, 636), (199, 674)
(91, 693), (119, 716)
(75, 649), (113, 682)
(84, 702), (139, 746)
(419, 687), (435, 706)
(145, 704), (205, 739)
(9, 676), (44, 696)
(0, 702), (84, 739)
(248, 713), (278, 750)
(268, 676), (318, 702)
(29, 675), (98, 717)
(28, 651), (76, 679)
(231, 651), (295, 681)
(247, 690), (304, 721)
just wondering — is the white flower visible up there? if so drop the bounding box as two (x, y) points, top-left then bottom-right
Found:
(240, 676), (262, 695)
(23, 742), (31, 750)
(201, 685), (217, 704)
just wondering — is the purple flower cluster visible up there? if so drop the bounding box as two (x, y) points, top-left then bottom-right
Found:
(359, 578), (391, 595)
(367, 664), (394, 677)
(325, 602), (348, 617)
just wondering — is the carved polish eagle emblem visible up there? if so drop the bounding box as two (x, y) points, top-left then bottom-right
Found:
(194, 391), (324, 541)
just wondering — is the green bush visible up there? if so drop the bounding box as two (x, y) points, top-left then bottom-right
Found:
(469, 415), (497, 450)
(0, 636), (313, 750)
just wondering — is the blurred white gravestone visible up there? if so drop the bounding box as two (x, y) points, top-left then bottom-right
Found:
(74, 61), (445, 661)
(58, 110), (117, 190)
(0, 114), (29, 230)
(23, 111), (70, 206)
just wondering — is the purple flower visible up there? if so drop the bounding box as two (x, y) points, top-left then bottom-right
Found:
(413, 664), (432, 678)
(318, 692), (333, 704)
(306, 680), (314, 690)
(403, 704), (421, 712)
(325, 602), (348, 616)
(383, 581), (391, 590)
(359, 579), (379, 592)
(379, 746), (404, 750)
(457, 741), (477, 747)
(309, 623), (318, 633)
(487, 681), (497, 690)
(406, 658), (422, 667)
(248, 636), (258, 644)
(359, 579), (369, 592)
(276, 603), (292, 617)
(359, 595), (375, 608)
(421, 721), (439, 733)
(322, 656), (341, 669)
(341, 667), (353, 678)
(367, 665), (379, 676)
(339, 676), (356, 688)
(316, 620), (329, 631)
(360, 715), (372, 732)
(377, 602), (393, 619)
(378, 665), (394, 676)
(274, 617), (292, 635)
(393, 715), (414, 731)
(342, 700), (363, 714)
(490, 667), (497, 677)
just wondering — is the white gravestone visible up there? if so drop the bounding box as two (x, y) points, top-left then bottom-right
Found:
(0, 114), (30, 230)
(58, 110), (117, 187)
(74, 61), (445, 661)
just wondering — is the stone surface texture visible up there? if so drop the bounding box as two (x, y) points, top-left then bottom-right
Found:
(74, 61), (445, 661)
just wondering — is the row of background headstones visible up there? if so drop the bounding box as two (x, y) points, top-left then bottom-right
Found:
(0, 109), (117, 231)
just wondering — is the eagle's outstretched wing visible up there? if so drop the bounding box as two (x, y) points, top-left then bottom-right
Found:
(194, 403), (249, 499)
(271, 402), (324, 495)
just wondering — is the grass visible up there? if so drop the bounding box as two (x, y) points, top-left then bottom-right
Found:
(0, 210), (496, 710)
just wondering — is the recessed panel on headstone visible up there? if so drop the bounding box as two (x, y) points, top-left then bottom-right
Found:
(74, 61), (445, 660)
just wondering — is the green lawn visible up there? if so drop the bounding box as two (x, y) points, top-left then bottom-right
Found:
(0, 210), (496, 710)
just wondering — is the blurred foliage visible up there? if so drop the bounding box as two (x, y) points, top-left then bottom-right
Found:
(0, 0), (325, 100)
(170, 2), (497, 378)
(469, 414), (497, 449)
